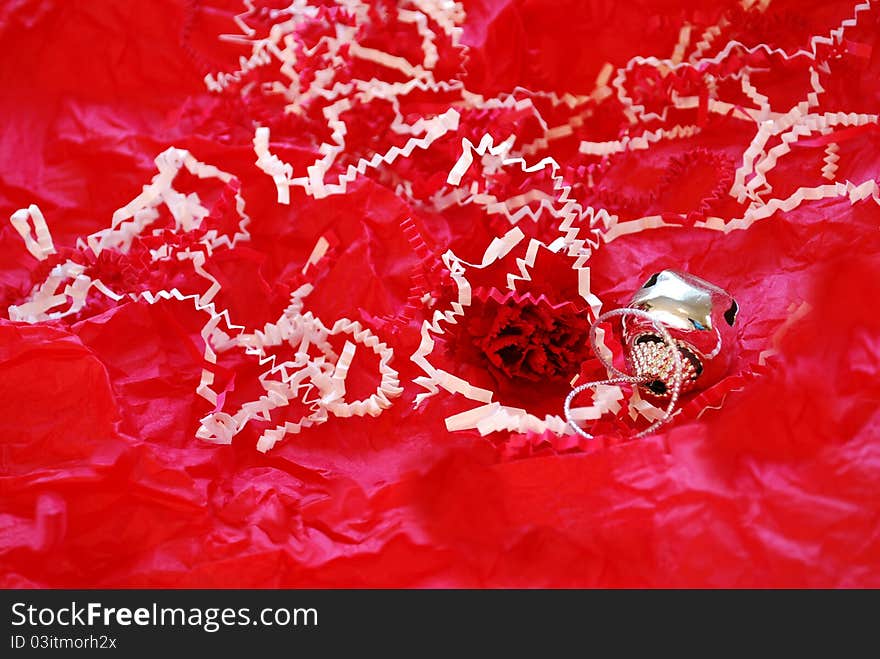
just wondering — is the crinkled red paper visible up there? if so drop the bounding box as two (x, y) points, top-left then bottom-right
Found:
(1, 0), (879, 587)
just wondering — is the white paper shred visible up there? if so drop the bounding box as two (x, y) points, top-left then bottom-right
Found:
(9, 0), (880, 446)
(9, 205), (55, 261)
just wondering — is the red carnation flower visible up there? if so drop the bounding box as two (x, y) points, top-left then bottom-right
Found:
(462, 292), (592, 384)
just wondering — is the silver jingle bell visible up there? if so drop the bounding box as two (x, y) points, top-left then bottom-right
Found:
(623, 270), (739, 397)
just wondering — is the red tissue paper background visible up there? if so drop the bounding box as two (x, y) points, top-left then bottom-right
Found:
(1, 0), (879, 587)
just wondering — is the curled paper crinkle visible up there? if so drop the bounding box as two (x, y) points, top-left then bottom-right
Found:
(5, 0), (880, 588)
(9, 0), (878, 443)
(8, 146), (403, 452)
(9, 205), (55, 261)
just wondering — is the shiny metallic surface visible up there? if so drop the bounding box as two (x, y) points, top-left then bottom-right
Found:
(623, 270), (739, 397)
(629, 336), (700, 395)
(630, 271), (717, 330)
